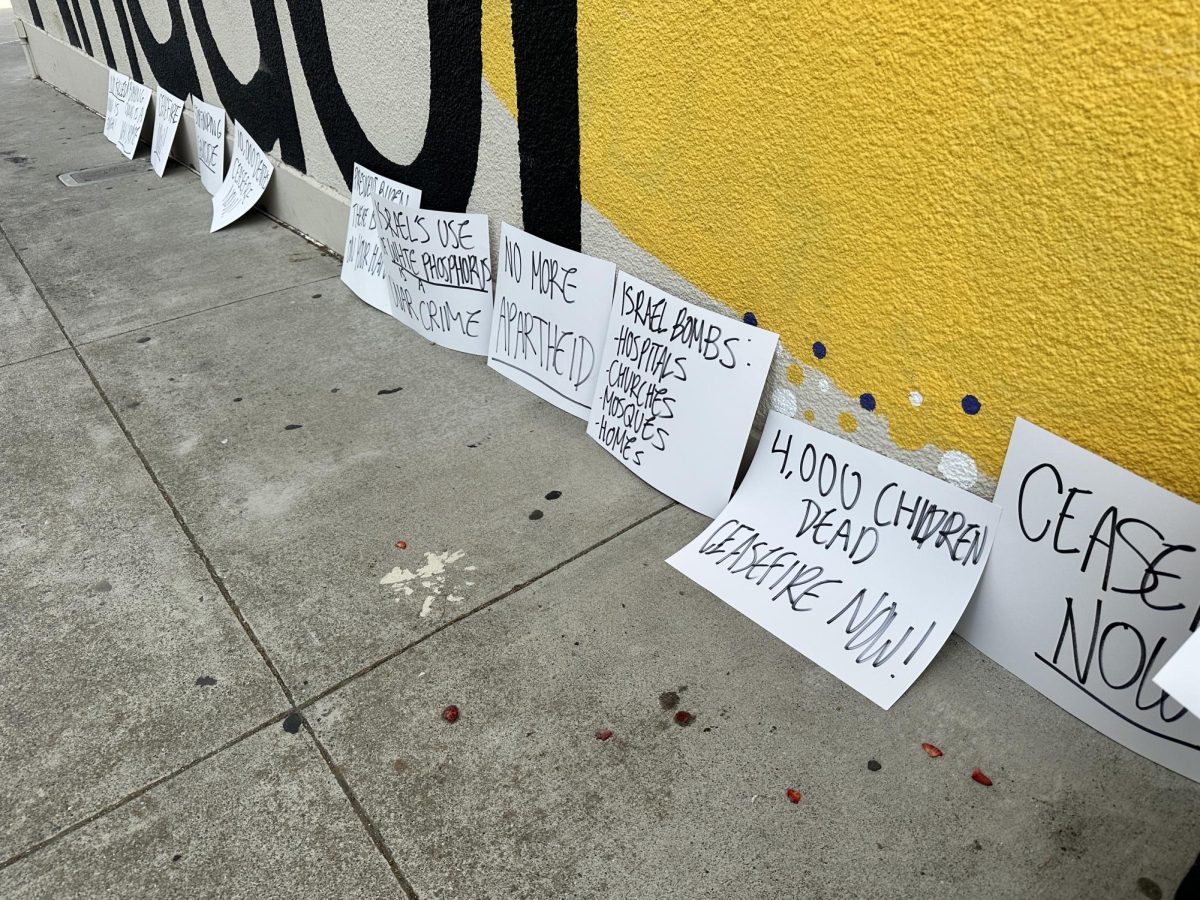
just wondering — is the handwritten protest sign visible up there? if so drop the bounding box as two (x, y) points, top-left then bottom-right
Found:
(103, 68), (127, 145)
(372, 196), (493, 355)
(958, 418), (1199, 781)
(210, 122), (272, 233)
(1155, 630), (1200, 719)
(586, 272), (775, 515)
(150, 87), (185, 177)
(487, 223), (617, 418)
(669, 411), (1000, 708)
(193, 97), (226, 195)
(104, 71), (151, 160)
(340, 163), (421, 313)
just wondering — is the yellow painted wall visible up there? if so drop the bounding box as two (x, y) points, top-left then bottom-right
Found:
(485, 1), (1199, 500)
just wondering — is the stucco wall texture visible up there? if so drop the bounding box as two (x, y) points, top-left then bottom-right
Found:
(15, 0), (1200, 501)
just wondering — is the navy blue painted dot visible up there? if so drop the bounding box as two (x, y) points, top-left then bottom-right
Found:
(962, 394), (982, 415)
(813, 341), (827, 360)
(859, 393), (876, 412)
(743, 311), (758, 326)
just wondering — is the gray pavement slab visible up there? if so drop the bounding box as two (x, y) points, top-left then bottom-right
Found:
(0, 722), (400, 899)
(0, 230), (66, 366)
(81, 279), (670, 700)
(308, 503), (1200, 900)
(0, 43), (339, 345)
(0, 351), (285, 860)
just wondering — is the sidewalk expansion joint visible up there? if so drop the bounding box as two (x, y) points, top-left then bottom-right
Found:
(0, 220), (414, 894)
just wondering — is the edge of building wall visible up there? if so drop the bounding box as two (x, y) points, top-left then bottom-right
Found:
(20, 24), (352, 253)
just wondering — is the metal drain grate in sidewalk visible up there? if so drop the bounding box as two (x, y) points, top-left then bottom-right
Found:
(58, 159), (151, 187)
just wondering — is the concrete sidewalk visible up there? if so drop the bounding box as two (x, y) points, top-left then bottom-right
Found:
(0, 38), (1197, 900)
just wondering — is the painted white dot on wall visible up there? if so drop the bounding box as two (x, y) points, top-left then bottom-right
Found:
(937, 450), (979, 490)
(771, 387), (798, 417)
(817, 376), (830, 394)
(909, 391), (923, 407)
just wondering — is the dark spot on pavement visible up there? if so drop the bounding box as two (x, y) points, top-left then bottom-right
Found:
(91, 579), (112, 593)
(331, 388), (340, 393)
(467, 442), (479, 448)
(393, 758), (407, 774)
(312, 293), (322, 299)
(125, 401), (140, 410)
(233, 397), (242, 402)
(172, 853), (182, 862)
(867, 759), (882, 772)
(377, 387), (403, 395)
(1136, 877), (1162, 899)
(284, 424), (302, 430)
(194, 675), (217, 687)
(971, 840), (982, 851)
(529, 509), (543, 520)
(136, 336), (151, 343)
(659, 691), (680, 710)
(545, 490), (562, 500)
(282, 712), (302, 733)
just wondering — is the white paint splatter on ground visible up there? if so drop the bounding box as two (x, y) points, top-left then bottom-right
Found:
(380, 550), (468, 618)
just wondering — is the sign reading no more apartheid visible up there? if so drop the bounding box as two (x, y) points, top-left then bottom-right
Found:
(487, 223), (617, 419)
(958, 418), (1200, 781)
(669, 411), (1002, 709)
(372, 195), (493, 356)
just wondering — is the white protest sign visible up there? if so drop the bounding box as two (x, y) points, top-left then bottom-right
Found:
(1155, 630), (1200, 717)
(149, 86), (185, 177)
(210, 122), (273, 233)
(192, 97), (227, 195)
(487, 223), (617, 418)
(668, 411), (1001, 709)
(958, 418), (1200, 781)
(587, 272), (776, 516)
(103, 68), (127, 145)
(340, 163), (422, 313)
(372, 196), (493, 355)
(109, 75), (152, 160)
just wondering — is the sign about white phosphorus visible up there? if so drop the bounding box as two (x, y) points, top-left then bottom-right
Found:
(958, 418), (1200, 780)
(105, 73), (152, 160)
(668, 412), (1001, 709)
(103, 68), (127, 145)
(149, 86), (185, 177)
(340, 163), (422, 313)
(210, 122), (273, 233)
(192, 97), (226, 195)
(487, 223), (617, 418)
(586, 272), (776, 516)
(372, 196), (493, 355)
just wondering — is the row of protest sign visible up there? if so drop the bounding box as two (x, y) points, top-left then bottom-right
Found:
(102, 69), (270, 234)
(99, 80), (1199, 784)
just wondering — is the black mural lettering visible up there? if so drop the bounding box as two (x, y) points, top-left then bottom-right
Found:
(53, 0), (80, 49)
(69, 0), (92, 55)
(26, 0), (45, 30)
(87, 0), (116, 67)
(186, 0), (305, 169)
(109, 0), (144, 82)
(286, 0), (481, 212)
(510, 0), (581, 250)
(123, 0), (202, 100)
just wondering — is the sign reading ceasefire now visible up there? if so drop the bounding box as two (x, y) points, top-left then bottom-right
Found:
(959, 418), (1200, 782)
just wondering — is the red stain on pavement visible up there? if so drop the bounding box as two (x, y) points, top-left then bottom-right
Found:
(971, 767), (993, 786)
(786, 788), (802, 804)
(921, 742), (944, 758)
(441, 705), (460, 724)
(595, 729), (614, 741)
